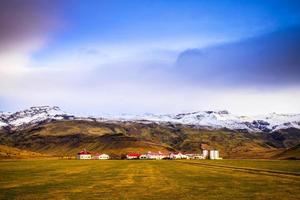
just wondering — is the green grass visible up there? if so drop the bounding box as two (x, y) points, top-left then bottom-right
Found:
(0, 160), (299, 200)
(184, 159), (300, 173)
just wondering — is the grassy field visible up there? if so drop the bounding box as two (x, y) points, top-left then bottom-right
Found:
(0, 160), (299, 200)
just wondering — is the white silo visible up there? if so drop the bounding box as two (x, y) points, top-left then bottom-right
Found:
(202, 149), (209, 159)
(209, 150), (215, 160)
(214, 150), (219, 159)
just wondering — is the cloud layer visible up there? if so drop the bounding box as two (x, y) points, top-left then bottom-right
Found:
(175, 27), (300, 87)
(0, 0), (64, 52)
(0, 1), (300, 115)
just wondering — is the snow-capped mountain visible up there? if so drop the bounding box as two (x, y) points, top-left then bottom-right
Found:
(0, 106), (300, 132)
(0, 106), (73, 128)
(105, 110), (300, 132)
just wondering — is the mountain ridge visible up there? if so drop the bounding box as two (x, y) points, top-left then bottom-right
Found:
(0, 106), (300, 159)
(1, 106), (300, 133)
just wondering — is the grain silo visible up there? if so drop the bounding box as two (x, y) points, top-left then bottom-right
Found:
(209, 150), (215, 160)
(202, 149), (209, 159)
(214, 150), (219, 159)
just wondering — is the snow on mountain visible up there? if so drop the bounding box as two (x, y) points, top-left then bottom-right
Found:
(1, 106), (300, 132)
(255, 113), (300, 132)
(0, 112), (11, 127)
(0, 106), (72, 128)
(103, 110), (300, 132)
(106, 111), (253, 130)
(0, 121), (8, 127)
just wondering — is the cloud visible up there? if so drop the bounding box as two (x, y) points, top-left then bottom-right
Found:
(0, 0), (60, 51)
(0, 0), (64, 52)
(1, 31), (300, 115)
(0, 0), (67, 79)
(175, 26), (300, 87)
(0, 1), (299, 115)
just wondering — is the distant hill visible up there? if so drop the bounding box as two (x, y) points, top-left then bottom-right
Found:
(0, 144), (47, 159)
(273, 144), (300, 160)
(1, 120), (300, 159)
(1, 106), (300, 133)
(1, 106), (300, 159)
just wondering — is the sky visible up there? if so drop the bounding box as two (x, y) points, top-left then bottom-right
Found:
(0, 0), (300, 116)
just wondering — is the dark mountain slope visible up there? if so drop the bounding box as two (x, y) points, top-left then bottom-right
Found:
(2, 120), (299, 158)
(273, 143), (300, 160)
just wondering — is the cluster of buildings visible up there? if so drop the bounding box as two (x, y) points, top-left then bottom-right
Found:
(77, 150), (110, 160)
(77, 149), (221, 160)
(126, 150), (221, 160)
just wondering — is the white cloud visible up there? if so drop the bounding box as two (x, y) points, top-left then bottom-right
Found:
(1, 37), (299, 115)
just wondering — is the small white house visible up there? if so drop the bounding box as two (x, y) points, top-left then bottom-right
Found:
(180, 154), (188, 159)
(193, 155), (204, 159)
(126, 153), (141, 159)
(146, 151), (167, 160)
(93, 153), (110, 160)
(169, 152), (188, 159)
(139, 154), (148, 159)
(185, 154), (203, 159)
(169, 153), (180, 159)
(77, 150), (92, 160)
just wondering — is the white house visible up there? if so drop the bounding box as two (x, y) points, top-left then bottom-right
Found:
(169, 152), (189, 159)
(180, 154), (188, 159)
(146, 151), (167, 160)
(126, 153), (141, 159)
(77, 150), (92, 160)
(93, 153), (110, 160)
(193, 155), (204, 159)
(139, 154), (148, 159)
(185, 154), (203, 159)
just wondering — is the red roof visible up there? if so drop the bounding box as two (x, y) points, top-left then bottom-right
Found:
(170, 152), (182, 155)
(77, 150), (91, 155)
(127, 153), (141, 157)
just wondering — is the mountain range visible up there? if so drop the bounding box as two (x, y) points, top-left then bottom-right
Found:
(1, 106), (300, 132)
(0, 106), (300, 159)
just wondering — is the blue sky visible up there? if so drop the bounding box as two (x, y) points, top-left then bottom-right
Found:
(0, 0), (300, 115)
(33, 0), (300, 59)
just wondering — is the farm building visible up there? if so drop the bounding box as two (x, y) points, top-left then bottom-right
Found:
(139, 154), (148, 159)
(146, 151), (167, 160)
(77, 150), (92, 160)
(169, 152), (189, 159)
(209, 150), (221, 160)
(185, 154), (203, 159)
(202, 149), (209, 159)
(193, 155), (204, 159)
(93, 153), (110, 160)
(126, 153), (141, 159)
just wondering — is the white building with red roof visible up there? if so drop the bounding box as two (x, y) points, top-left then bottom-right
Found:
(126, 153), (141, 159)
(77, 150), (92, 160)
